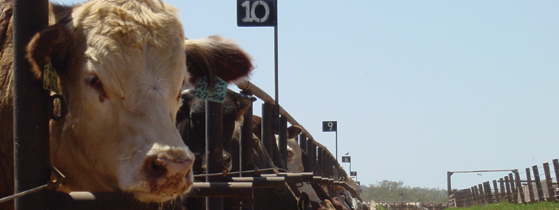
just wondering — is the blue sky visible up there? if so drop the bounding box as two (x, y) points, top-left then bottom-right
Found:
(56, 0), (559, 191)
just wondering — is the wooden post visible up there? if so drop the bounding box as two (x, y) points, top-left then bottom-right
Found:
(466, 188), (473, 207)
(455, 190), (463, 207)
(478, 184), (485, 205)
(543, 162), (555, 202)
(504, 176), (512, 203)
(499, 178), (508, 201)
(483, 182), (493, 204)
(472, 186), (479, 205)
(526, 168), (534, 203)
(514, 170), (525, 204)
(553, 159), (559, 201)
(508, 173), (517, 203)
(492, 180), (499, 202)
(533, 165), (544, 202)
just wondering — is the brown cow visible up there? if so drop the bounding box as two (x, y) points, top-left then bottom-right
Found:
(0, 0), (252, 208)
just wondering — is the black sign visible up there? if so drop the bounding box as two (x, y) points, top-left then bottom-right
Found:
(342, 156), (351, 163)
(322, 121), (337, 132)
(237, 0), (276, 27)
(351, 171), (357, 176)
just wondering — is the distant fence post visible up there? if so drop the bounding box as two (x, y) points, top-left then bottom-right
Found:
(499, 178), (506, 202)
(504, 176), (512, 203)
(543, 162), (555, 202)
(508, 173), (517, 203)
(526, 168), (534, 203)
(514, 170), (525, 204)
(483, 182), (493, 204)
(478, 184), (485, 205)
(553, 159), (559, 201)
(471, 186), (477, 205)
(492, 180), (499, 202)
(533, 165), (544, 202)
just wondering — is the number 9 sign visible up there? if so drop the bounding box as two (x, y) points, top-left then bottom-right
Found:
(237, 0), (276, 27)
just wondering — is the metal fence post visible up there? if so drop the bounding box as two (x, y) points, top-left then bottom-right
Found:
(240, 90), (254, 173)
(13, 1), (50, 210)
(206, 101), (223, 210)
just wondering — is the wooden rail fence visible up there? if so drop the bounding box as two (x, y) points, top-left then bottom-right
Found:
(448, 158), (559, 208)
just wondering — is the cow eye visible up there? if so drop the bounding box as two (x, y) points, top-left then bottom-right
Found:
(85, 74), (106, 97)
(87, 75), (102, 89)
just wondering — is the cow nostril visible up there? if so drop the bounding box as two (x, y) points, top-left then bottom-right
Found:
(145, 157), (167, 179)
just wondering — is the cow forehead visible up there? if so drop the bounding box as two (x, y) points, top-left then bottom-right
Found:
(73, 0), (186, 98)
(73, 0), (184, 62)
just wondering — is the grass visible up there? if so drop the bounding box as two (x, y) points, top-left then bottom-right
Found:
(446, 201), (559, 210)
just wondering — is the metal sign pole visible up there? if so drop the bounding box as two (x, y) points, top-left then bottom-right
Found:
(322, 121), (337, 161)
(273, 0), (280, 135)
(237, 0), (279, 132)
(335, 130), (337, 161)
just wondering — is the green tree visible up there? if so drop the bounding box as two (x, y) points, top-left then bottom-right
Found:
(360, 180), (448, 203)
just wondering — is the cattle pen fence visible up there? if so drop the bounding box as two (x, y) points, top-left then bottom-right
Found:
(447, 158), (559, 208)
(4, 2), (363, 209)
(4, 77), (363, 209)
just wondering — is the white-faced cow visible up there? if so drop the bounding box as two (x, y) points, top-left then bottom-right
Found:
(0, 0), (252, 208)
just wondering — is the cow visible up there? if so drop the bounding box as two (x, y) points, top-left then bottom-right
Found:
(280, 125), (325, 205)
(176, 89), (254, 176)
(0, 0), (253, 209)
(177, 90), (304, 209)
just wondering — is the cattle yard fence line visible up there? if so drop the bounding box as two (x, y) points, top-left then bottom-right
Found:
(448, 158), (559, 208)
(5, 73), (362, 209)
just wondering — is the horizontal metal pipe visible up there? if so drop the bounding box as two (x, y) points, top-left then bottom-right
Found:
(261, 172), (314, 182)
(46, 182), (255, 210)
(190, 182), (253, 198)
(47, 191), (160, 210)
(226, 177), (285, 188)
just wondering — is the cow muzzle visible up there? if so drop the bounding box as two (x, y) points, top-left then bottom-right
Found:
(138, 153), (194, 202)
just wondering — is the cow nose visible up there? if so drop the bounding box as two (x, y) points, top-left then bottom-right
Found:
(144, 155), (193, 194)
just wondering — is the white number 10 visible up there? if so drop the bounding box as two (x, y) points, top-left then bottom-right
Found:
(241, 1), (270, 23)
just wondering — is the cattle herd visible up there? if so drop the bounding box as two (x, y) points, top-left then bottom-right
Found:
(0, 0), (366, 209)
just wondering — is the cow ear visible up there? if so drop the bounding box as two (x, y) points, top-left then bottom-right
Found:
(184, 36), (253, 87)
(287, 125), (303, 139)
(232, 92), (257, 120)
(26, 23), (74, 80)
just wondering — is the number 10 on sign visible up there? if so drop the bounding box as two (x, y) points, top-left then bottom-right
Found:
(237, 0), (276, 27)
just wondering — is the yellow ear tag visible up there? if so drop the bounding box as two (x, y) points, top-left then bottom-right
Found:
(43, 61), (59, 92)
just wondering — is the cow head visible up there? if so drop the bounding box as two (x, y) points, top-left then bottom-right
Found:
(176, 89), (253, 175)
(24, 0), (197, 203)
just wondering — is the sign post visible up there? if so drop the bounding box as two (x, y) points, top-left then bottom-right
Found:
(322, 121), (337, 160)
(342, 155), (351, 176)
(237, 0), (280, 133)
